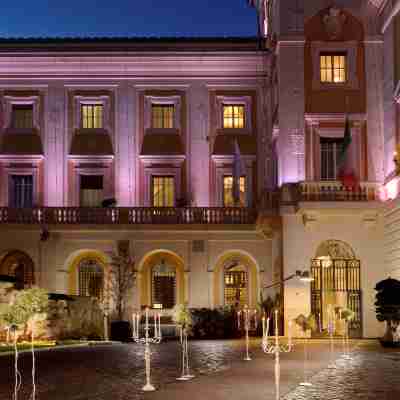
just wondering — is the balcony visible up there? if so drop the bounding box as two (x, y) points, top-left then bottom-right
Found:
(0, 207), (257, 225)
(298, 181), (380, 202)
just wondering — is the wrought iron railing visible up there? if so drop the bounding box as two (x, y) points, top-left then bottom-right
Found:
(0, 207), (257, 225)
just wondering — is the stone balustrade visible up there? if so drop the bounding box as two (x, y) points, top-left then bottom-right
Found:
(0, 206), (257, 225)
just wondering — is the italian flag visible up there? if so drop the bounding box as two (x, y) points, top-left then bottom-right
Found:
(337, 116), (357, 188)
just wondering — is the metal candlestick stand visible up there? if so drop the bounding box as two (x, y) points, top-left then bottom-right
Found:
(262, 310), (293, 400)
(237, 305), (257, 361)
(177, 326), (195, 381)
(132, 308), (162, 391)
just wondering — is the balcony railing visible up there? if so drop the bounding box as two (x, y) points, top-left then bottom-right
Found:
(298, 181), (380, 202)
(0, 207), (257, 225)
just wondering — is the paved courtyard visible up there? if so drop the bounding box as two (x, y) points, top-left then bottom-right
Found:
(0, 339), (398, 400)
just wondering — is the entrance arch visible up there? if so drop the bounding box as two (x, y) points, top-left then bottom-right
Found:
(311, 240), (362, 338)
(138, 250), (185, 309)
(67, 250), (108, 298)
(0, 250), (35, 289)
(213, 251), (259, 308)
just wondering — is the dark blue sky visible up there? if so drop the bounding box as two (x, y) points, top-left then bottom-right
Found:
(0, 1), (257, 38)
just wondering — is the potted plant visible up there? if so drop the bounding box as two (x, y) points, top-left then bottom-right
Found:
(375, 277), (400, 347)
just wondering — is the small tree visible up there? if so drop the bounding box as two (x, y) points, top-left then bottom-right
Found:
(106, 246), (136, 321)
(375, 278), (400, 343)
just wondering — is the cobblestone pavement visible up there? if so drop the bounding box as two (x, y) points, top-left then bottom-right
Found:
(283, 342), (400, 400)
(0, 340), (257, 400)
(0, 340), (398, 400)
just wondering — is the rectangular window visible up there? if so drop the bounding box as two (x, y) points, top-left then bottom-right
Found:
(12, 105), (33, 129)
(223, 105), (245, 129)
(80, 175), (103, 207)
(320, 53), (346, 83)
(152, 176), (175, 207)
(223, 176), (246, 207)
(151, 104), (175, 129)
(81, 104), (103, 129)
(9, 175), (33, 208)
(320, 138), (344, 181)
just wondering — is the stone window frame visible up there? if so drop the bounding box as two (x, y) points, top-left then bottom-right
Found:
(311, 41), (358, 90)
(140, 156), (184, 207)
(74, 95), (111, 131)
(305, 114), (365, 181)
(212, 155), (255, 207)
(68, 156), (114, 207)
(3, 95), (41, 131)
(0, 157), (43, 207)
(215, 95), (252, 134)
(144, 95), (181, 133)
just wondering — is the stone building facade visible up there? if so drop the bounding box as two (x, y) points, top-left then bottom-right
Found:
(0, 1), (397, 339)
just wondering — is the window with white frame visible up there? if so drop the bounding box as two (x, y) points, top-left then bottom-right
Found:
(152, 176), (175, 207)
(151, 104), (175, 129)
(12, 105), (34, 129)
(223, 176), (246, 207)
(223, 105), (245, 129)
(320, 137), (344, 181)
(81, 104), (104, 129)
(9, 175), (33, 208)
(80, 175), (103, 207)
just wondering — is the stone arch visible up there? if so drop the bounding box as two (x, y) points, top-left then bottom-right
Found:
(138, 250), (185, 308)
(315, 239), (356, 260)
(0, 249), (35, 288)
(66, 249), (109, 296)
(213, 250), (259, 308)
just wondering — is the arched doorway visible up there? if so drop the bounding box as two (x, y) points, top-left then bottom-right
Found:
(0, 250), (35, 289)
(139, 251), (185, 309)
(214, 252), (258, 308)
(67, 250), (108, 299)
(311, 240), (362, 338)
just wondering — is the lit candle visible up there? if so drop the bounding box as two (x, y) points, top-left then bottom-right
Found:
(145, 307), (149, 339)
(158, 313), (161, 338)
(136, 314), (140, 337)
(266, 317), (270, 338)
(288, 320), (292, 348)
(262, 316), (266, 337)
(253, 310), (257, 329)
(132, 313), (136, 338)
(274, 309), (279, 346)
(237, 311), (241, 329)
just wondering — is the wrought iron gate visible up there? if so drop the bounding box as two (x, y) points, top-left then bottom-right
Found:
(311, 258), (362, 338)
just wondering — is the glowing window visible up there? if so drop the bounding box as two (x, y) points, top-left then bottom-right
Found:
(223, 105), (245, 129)
(320, 54), (346, 83)
(81, 104), (103, 129)
(78, 259), (104, 299)
(12, 105), (33, 129)
(223, 176), (246, 207)
(152, 260), (176, 309)
(152, 104), (174, 129)
(152, 176), (175, 207)
(224, 264), (248, 307)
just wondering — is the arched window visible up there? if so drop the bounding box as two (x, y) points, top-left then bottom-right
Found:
(0, 250), (35, 289)
(78, 259), (104, 299)
(224, 262), (248, 307)
(152, 259), (176, 309)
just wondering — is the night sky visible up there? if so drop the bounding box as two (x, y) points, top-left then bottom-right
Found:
(0, 1), (257, 38)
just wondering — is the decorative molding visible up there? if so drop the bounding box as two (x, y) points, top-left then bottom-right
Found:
(322, 7), (347, 40)
(362, 212), (378, 229)
(302, 212), (318, 229)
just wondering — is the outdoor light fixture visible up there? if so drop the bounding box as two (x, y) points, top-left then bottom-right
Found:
(263, 269), (313, 289)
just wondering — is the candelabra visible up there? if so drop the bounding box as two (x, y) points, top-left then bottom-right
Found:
(132, 308), (162, 391)
(176, 326), (195, 381)
(262, 309), (293, 400)
(237, 305), (258, 361)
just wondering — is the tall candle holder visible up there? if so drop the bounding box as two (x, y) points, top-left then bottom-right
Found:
(176, 326), (195, 381)
(237, 305), (258, 361)
(327, 305), (336, 368)
(132, 307), (162, 392)
(262, 309), (293, 400)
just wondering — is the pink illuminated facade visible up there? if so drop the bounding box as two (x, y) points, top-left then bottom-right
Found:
(0, 1), (399, 339)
